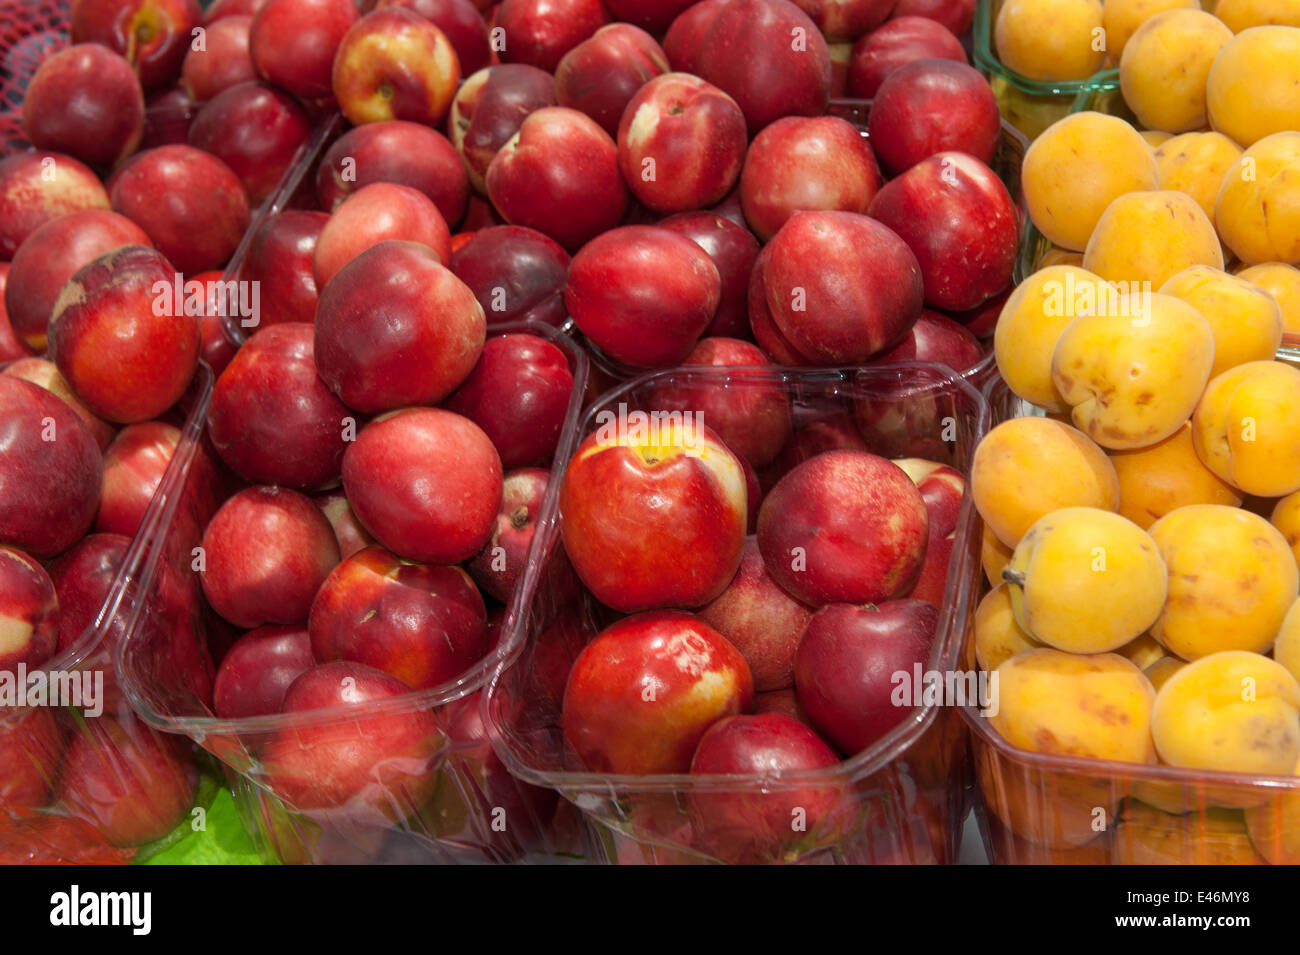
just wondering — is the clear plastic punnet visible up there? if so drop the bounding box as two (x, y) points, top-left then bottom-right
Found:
(115, 314), (590, 865)
(0, 0), (227, 864)
(972, 0), (1120, 140)
(485, 362), (992, 864)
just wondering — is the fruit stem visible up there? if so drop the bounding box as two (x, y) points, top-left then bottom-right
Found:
(1001, 568), (1026, 587)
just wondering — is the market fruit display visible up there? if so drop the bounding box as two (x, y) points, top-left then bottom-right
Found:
(971, 13), (1300, 866)
(16, 0), (1300, 871)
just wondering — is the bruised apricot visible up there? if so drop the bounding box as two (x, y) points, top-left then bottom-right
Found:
(1148, 505), (1298, 658)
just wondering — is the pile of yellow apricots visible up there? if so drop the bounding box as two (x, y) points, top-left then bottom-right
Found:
(970, 4), (1300, 863)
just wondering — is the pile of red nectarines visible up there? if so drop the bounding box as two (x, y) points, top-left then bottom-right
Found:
(0, 0), (1019, 864)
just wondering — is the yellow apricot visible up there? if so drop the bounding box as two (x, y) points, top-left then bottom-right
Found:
(995, 0), (1106, 81)
(991, 649), (1158, 765)
(1120, 10), (1233, 133)
(1207, 26), (1300, 147)
(1022, 112), (1160, 252)
(993, 265), (1110, 412)
(1272, 492), (1300, 575)
(1103, 0), (1201, 58)
(1144, 656), (1187, 690)
(1215, 131), (1300, 266)
(971, 416), (1120, 548)
(1115, 802), (1266, 863)
(1039, 248), (1086, 269)
(1151, 650), (1300, 776)
(1149, 505), (1299, 658)
(1272, 597), (1300, 685)
(974, 582), (1043, 672)
(1191, 359), (1300, 496)
(1238, 261), (1300, 333)
(1215, 0), (1300, 30)
(1003, 507), (1168, 654)
(1051, 292), (1215, 450)
(1160, 265), (1283, 377)
(1083, 190), (1224, 287)
(1109, 422), (1243, 530)
(1118, 633), (1167, 671)
(1154, 131), (1243, 228)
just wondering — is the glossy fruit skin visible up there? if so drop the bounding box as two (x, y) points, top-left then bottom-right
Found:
(443, 333), (574, 469)
(341, 408), (503, 566)
(315, 121), (468, 227)
(207, 322), (353, 490)
(213, 625), (315, 718)
(451, 225), (571, 328)
(376, 0), (490, 76)
(761, 210), (924, 365)
(554, 23), (669, 138)
(451, 64), (558, 195)
(847, 15), (967, 99)
(109, 144), (250, 275)
(494, 0), (610, 73)
(658, 211), (760, 339)
(240, 210), (328, 328)
(757, 450), (930, 606)
(484, 107), (628, 253)
(331, 7), (462, 128)
(663, 0), (832, 135)
(48, 244), (200, 425)
(199, 485), (341, 628)
(180, 14), (257, 101)
(687, 713), (846, 864)
(0, 151), (111, 260)
(868, 151), (1019, 313)
(188, 80), (313, 204)
(0, 379), (101, 561)
(867, 59), (1001, 175)
(70, 0), (204, 90)
(314, 240), (485, 415)
(616, 72), (749, 215)
(559, 420), (748, 613)
(21, 44), (145, 168)
(4, 209), (153, 353)
(309, 547), (488, 691)
(565, 225), (721, 369)
(794, 599), (940, 755)
(561, 611), (755, 774)
(248, 0), (359, 101)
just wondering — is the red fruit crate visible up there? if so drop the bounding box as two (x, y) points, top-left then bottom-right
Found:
(485, 362), (991, 864)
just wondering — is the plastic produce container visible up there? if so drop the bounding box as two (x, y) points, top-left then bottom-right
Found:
(969, 90), (1300, 858)
(116, 314), (591, 865)
(0, 0), (226, 864)
(485, 362), (991, 864)
(972, 0), (1119, 140)
(967, 358), (1300, 865)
